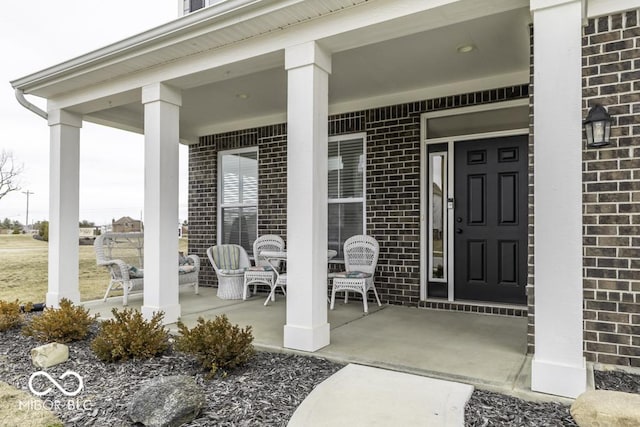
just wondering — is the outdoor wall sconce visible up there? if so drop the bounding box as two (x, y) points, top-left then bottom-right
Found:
(583, 104), (613, 148)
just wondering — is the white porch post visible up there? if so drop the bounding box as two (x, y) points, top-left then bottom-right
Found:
(531, 0), (586, 398)
(46, 109), (82, 307)
(283, 41), (331, 352)
(141, 83), (181, 324)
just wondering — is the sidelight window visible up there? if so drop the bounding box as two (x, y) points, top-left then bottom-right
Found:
(428, 152), (447, 282)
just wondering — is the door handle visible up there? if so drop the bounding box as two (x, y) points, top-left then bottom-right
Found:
(456, 228), (463, 234)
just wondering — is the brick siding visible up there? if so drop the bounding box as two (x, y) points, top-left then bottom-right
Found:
(582, 9), (640, 367)
(186, 7), (640, 370)
(189, 86), (529, 304)
(188, 125), (287, 287)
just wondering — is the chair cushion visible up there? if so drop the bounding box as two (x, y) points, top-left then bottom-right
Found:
(128, 266), (144, 278)
(245, 265), (278, 272)
(213, 245), (240, 270)
(219, 268), (246, 275)
(179, 265), (196, 274)
(329, 271), (372, 279)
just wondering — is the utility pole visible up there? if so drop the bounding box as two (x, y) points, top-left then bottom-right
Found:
(22, 190), (34, 231)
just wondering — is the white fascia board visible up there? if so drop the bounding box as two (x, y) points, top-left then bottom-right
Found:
(530, 0), (579, 11)
(328, 71), (529, 116)
(49, 0), (527, 112)
(187, 71), (528, 136)
(587, 0), (640, 18)
(83, 115), (143, 135)
(531, 0), (640, 19)
(11, 0), (303, 92)
(193, 112), (287, 136)
(62, 89), (141, 116)
(85, 111), (197, 145)
(47, 36), (284, 111)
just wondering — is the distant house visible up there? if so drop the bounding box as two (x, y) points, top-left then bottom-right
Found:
(112, 217), (142, 233)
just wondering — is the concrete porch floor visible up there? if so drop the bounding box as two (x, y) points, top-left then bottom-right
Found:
(83, 286), (540, 399)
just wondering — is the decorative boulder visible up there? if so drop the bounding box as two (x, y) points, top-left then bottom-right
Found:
(31, 342), (69, 368)
(128, 375), (205, 427)
(571, 390), (640, 427)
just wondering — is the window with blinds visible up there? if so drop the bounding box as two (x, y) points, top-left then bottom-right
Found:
(218, 148), (258, 254)
(328, 134), (366, 259)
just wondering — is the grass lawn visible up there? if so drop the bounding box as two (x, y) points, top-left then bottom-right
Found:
(0, 234), (188, 304)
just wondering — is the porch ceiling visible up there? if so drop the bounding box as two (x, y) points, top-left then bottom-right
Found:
(12, 0), (531, 141)
(86, 6), (531, 139)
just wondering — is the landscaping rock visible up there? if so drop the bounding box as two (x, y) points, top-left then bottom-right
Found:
(571, 390), (640, 427)
(31, 342), (69, 368)
(128, 375), (205, 427)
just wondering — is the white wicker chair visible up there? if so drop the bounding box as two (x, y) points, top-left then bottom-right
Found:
(243, 235), (285, 305)
(94, 232), (200, 306)
(330, 235), (381, 313)
(207, 244), (251, 299)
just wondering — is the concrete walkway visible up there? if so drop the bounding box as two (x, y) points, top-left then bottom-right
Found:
(288, 364), (474, 427)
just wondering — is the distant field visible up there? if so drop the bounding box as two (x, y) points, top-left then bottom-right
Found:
(0, 234), (188, 304)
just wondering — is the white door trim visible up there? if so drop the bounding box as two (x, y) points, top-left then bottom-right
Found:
(419, 99), (530, 302)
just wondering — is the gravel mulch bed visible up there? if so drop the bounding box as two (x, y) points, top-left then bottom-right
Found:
(595, 369), (640, 394)
(0, 318), (342, 426)
(464, 369), (640, 426)
(464, 390), (577, 427)
(3, 313), (640, 426)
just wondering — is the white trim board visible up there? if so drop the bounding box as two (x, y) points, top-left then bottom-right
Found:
(419, 98), (530, 302)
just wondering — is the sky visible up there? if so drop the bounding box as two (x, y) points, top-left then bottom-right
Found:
(0, 0), (189, 227)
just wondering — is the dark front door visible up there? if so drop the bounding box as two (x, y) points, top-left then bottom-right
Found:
(454, 135), (528, 304)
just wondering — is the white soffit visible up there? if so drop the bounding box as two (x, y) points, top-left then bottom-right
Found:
(12, 0), (530, 99)
(11, 0), (369, 98)
(12, 0), (532, 138)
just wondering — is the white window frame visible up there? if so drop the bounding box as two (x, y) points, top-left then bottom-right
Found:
(217, 146), (259, 248)
(328, 133), (367, 260)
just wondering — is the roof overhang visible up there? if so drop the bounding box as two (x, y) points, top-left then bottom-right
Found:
(11, 0), (535, 140)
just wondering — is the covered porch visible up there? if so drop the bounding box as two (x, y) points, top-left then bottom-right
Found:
(10, 0), (601, 398)
(83, 287), (533, 397)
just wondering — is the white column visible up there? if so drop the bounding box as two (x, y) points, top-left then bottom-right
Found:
(46, 109), (82, 307)
(141, 83), (181, 324)
(531, 0), (586, 398)
(284, 41), (331, 352)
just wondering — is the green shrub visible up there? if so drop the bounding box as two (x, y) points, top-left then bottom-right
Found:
(0, 300), (32, 332)
(175, 315), (254, 377)
(91, 308), (169, 362)
(22, 299), (94, 343)
(39, 221), (49, 241)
